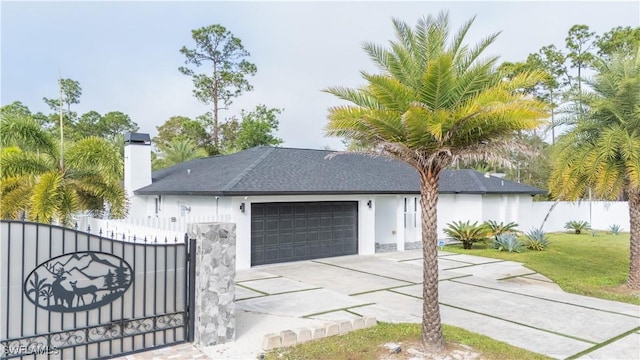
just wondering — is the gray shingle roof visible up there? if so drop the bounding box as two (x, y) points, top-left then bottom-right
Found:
(135, 146), (546, 196)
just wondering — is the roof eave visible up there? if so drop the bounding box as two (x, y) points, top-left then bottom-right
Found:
(134, 189), (547, 196)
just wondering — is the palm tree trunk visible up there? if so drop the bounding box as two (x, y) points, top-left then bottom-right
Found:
(627, 188), (640, 289)
(419, 170), (445, 351)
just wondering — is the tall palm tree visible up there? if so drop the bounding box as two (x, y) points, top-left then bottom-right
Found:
(0, 115), (126, 225)
(324, 13), (547, 351)
(549, 48), (640, 289)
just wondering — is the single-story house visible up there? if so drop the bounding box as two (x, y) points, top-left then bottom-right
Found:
(124, 133), (545, 269)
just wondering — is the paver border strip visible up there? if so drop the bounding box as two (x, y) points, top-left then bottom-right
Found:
(302, 303), (377, 318)
(311, 260), (418, 284)
(565, 326), (640, 360)
(449, 279), (640, 318)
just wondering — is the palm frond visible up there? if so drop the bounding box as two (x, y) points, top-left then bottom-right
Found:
(29, 171), (63, 222)
(420, 54), (455, 110)
(66, 137), (124, 180)
(0, 114), (57, 155)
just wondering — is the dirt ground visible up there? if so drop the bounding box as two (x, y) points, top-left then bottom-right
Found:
(378, 341), (481, 360)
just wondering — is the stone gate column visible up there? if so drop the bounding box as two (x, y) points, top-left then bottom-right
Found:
(187, 222), (236, 346)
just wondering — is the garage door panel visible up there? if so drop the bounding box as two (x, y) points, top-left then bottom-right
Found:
(266, 218), (279, 230)
(251, 201), (358, 266)
(293, 232), (306, 243)
(252, 219), (264, 231)
(252, 205), (265, 217)
(320, 243), (332, 254)
(280, 205), (294, 216)
(264, 248), (279, 261)
(279, 246), (293, 258)
(280, 219), (293, 230)
(320, 217), (332, 227)
(294, 204), (307, 215)
(251, 234), (264, 246)
(279, 233), (293, 244)
(320, 230), (332, 241)
(293, 245), (307, 257)
(307, 231), (319, 241)
(294, 218), (307, 229)
(265, 204), (280, 216)
(265, 233), (280, 246)
(252, 250), (263, 263)
(307, 204), (320, 214)
(308, 218), (320, 228)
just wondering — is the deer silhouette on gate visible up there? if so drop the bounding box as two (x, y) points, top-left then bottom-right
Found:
(51, 270), (75, 308)
(69, 280), (98, 306)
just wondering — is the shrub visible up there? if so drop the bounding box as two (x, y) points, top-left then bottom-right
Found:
(444, 220), (490, 249)
(485, 220), (519, 239)
(608, 224), (622, 235)
(492, 233), (524, 253)
(564, 220), (591, 234)
(525, 228), (550, 251)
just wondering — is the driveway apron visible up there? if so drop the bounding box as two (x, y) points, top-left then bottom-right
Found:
(232, 249), (640, 360)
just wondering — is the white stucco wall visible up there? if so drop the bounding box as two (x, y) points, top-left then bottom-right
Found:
(374, 196), (399, 245)
(156, 195), (234, 219)
(437, 194), (483, 238)
(481, 194), (527, 225)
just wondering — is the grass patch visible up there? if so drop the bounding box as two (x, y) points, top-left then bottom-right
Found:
(444, 232), (640, 305)
(263, 322), (550, 360)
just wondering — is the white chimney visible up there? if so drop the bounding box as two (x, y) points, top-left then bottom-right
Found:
(124, 132), (152, 199)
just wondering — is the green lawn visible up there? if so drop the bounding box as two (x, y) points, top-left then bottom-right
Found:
(264, 322), (550, 360)
(444, 231), (639, 305)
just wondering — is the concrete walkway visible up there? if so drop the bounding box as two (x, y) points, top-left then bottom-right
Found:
(124, 250), (640, 359)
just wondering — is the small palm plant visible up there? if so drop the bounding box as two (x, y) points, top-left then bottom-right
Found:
(485, 220), (519, 239)
(492, 233), (524, 253)
(564, 220), (591, 234)
(608, 224), (622, 235)
(525, 228), (550, 251)
(444, 220), (490, 249)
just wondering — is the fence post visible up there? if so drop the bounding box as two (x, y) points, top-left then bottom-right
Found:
(187, 222), (236, 346)
(187, 237), (196, 342)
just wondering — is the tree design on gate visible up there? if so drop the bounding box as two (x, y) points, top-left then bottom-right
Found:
(24, 252), (133, 312)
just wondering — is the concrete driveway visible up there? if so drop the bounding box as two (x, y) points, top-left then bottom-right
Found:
(212, 249), (640, 360)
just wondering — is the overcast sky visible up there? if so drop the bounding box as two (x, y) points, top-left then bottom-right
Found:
(2, 1), (639, 150)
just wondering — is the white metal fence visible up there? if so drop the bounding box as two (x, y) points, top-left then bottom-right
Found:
(78, 215), (233, 243)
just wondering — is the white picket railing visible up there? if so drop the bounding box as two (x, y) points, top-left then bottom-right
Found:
(78, 215), (233, 243)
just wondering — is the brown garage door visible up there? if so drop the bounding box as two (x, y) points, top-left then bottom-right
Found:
(250, 201), (358, 266)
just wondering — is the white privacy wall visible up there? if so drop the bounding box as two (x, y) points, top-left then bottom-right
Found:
(518, 201), (630, 232)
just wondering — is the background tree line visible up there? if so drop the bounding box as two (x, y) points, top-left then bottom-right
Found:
(0, 23), (283, 223)
(466, 25), (639, 196)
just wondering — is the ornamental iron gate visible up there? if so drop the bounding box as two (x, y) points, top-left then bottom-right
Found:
(0, 220), (196, 359)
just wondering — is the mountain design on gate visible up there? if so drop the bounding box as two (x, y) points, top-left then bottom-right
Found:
(24, 251), (133, 313)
